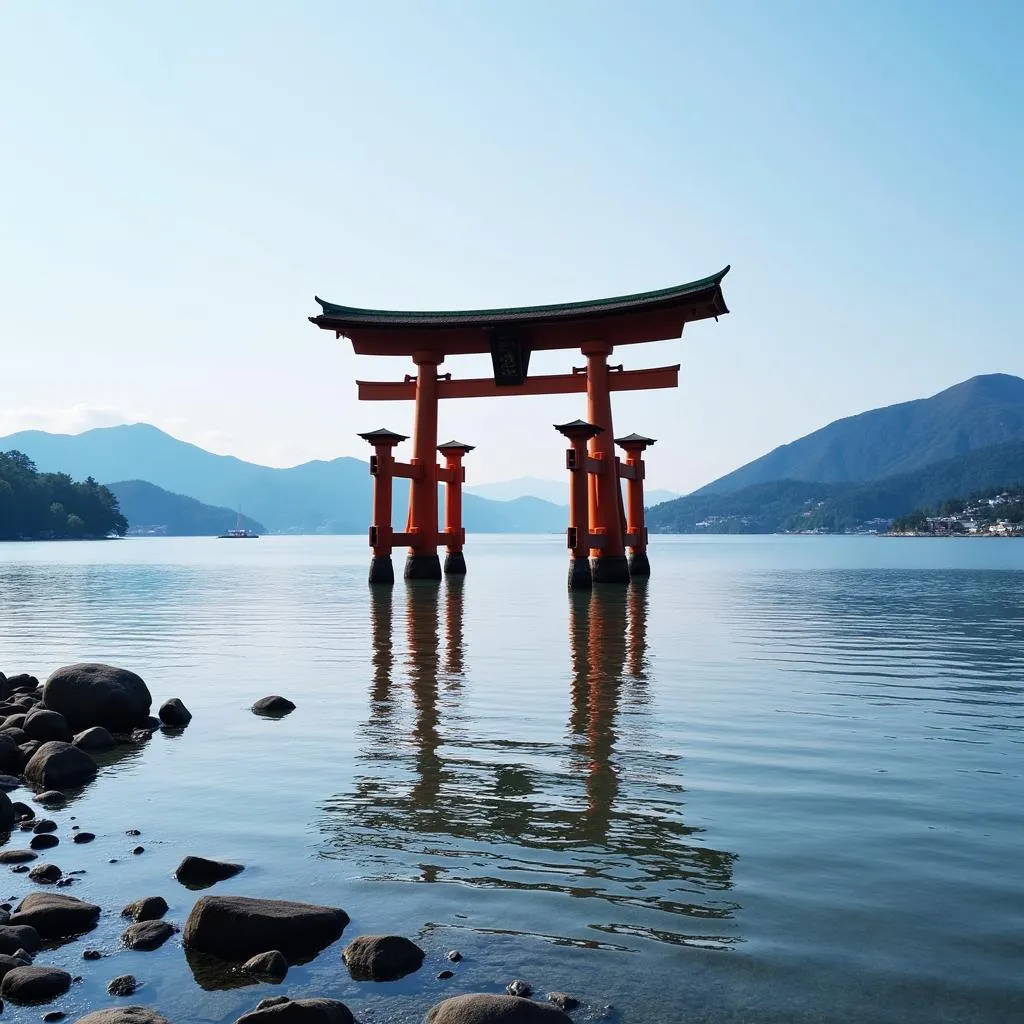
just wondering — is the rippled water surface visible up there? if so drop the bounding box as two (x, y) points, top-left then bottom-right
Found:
(0, 535), (1021, 1023)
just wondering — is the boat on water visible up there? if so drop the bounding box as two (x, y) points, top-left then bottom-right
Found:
(218, 510), (259, 539)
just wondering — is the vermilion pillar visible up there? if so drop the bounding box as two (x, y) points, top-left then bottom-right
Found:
(582, 341), (629, 584)
(615, 432), (656, 578)
(405, 351), (443, 580)
(359, 427), (409, 585)
(556, 419), (603, 590)
(437, 440), (474, 576)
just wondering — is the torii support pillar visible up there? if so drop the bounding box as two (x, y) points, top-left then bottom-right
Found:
(405, 351), (444, 581)
(556, 419), (603, 590)
(438, 440), (474, 575)
(615, 433), (656, 577)
(358, 427), (409, 585)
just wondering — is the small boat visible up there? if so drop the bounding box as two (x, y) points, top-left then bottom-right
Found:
(218, 509), (259, 539)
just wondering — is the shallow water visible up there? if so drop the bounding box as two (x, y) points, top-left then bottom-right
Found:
(0, 535), (1021, 1023)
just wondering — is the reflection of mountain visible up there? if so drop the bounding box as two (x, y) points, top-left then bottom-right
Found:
(320, 581), (739, 950)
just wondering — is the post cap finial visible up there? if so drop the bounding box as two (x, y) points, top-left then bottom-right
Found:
(357, 427), (409, 445)
(614, 432), (657, 449)
(437, 440), (476, 454)
(554, 418), (604, 440)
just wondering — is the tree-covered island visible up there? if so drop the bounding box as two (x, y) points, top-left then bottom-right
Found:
(0, 450), (127, 540)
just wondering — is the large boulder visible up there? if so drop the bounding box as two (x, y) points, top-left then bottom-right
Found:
(182, 896), (349, 961)
(75, 1010), (171, 1024)
(42, 664), (151, 732)
(24, 741), (97, 789)
(425, 995), (574, 1024)
(175, 855), (244, 889)
(23, 709), (72, 744)
(10, 891), (100, 940)
(234, 999), (354, 1024)
(0, 963), (71, 1003)
(342, 934), (425, 981)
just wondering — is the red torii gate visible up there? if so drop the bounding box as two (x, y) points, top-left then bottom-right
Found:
(309, 266), (729, 588)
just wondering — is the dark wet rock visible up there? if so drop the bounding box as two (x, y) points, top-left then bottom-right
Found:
(251, 696), (295, 717)
(6, 675), (39, 693)
(1, 729), (28, 747)
(342, 934), (425, 981)
(121, 897), (168, 923)
(72, 832), (95, 844)
(18, 740), (42, 768)
(0, 791), (14, 832)
(183, 895), (349, 961)
(28, 864), (61, 884)
(1, 715), (27, 734)
(11, 864), (29, 874)
(0, 850), (37, 863)
(72, 727), (116, 753)
(10, 892), (100, 940)
(425, 995), (573, 1023)
(0, 964), (71, 1002)
(30, 834), (59, 851)
(11, 948), (31, 964)
(23, 711), (72, 745)
(122, 920), (174, 951)
(33, 819), (57, 834)
(506, 980), (531, 997)
(82, 949), (103, 960)
(42, 664), (152, 733)
(0, 953), (25, 979)
(107, 974), (139, 996)
(256, 997), (291, 1010)
(125, 829), (141, 837)
(0, 774), (21, 791)
(438, 970), (454, 979)
(56, 877), (76, 888)
(174, 855), (243, 889)
(24, 742), (97, 789)
(0, 910), (8, 925)
(234, 998), (354, 1024)
(240, 950), (287, 983)
(132, 847), (144, 856)
(447, 950), (463, 962)
(158, 699), (192, 728)
(547, 994), (579, 1012)
(127, 729), (153, 744)
(44, 1011), (67, 1022)
(75, 1009), (172, 1024)
(36, 791), (66, 808)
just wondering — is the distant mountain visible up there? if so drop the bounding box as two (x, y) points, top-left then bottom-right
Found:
(466, 475), (678, 506)
(109, 480), (266, 537)
(697, 374), (1024, 495)
(648, 440), (1024, 533)
(0, 424), (565, 534)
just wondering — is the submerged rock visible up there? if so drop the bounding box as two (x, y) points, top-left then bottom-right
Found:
(36, 792), (66, 808)
(42, 664), (152, 732)
(107, 974), (139, 996)
(425, 995), (573, 1023)
(33, 819), (57, 833)
(547, 993), (579, 1012)
(24, 742), (97, 789)
(241, 950), (288, 983)
(183, 895), (349, 961)
(28, 864), (61, 884)
(251, 696), (295, 717)
(121, 897), (169, 923)
(0, 964), (72, 1003)
(30, 834), (59, 851)
(342, 934), (425, 981)
(122, 920), (174, 951)
(74, 1009), (171, 1024)
(506, 980), (532, 997)
(174, 856), (244, 889)
(158, 699), (192, 728)
(10, 892), (100, 940)
(234, 998), (354, 1023)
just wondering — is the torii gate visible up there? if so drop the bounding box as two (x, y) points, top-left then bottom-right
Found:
(309, 267), (729, 588)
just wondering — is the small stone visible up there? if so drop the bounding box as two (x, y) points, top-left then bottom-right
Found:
(122, 920), (174, 951)
(44, 1011), (66, 1021)
(507, 979), (532, 997)
(28, 864), (61, 884)
(35, 792), (65, 808)
(240, 949), (288, 983)
(30, 835), (59, 851)
(125, 829), (141, 837)
(82, 949), (102, 960)
(71, 726), (116, 752)
(108, 859), (118, 864)
(158, 698), (192, 728)
(72, 832), (95, 844)
(342, 934), (425, 982)
(10, 865), (28, 874)
(251, 696), (296, 717)
(446, 950), (463, 962)
(174, 855), (242, 888)
(132, 847), (145, 856)
(437, 970), (454, 979)
(548, 993), (580, 1011)
(11, 802), (33, 820)
(107, 974), (138, 996)
(32, 820), (57, 834)
(121, 896), (169, 922)
(55, 878), (75, 888)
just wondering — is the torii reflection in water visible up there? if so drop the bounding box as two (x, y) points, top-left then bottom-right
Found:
(324, 581), (738, 949)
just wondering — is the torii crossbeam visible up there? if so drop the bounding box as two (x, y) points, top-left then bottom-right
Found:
(310, 266), (730, 587)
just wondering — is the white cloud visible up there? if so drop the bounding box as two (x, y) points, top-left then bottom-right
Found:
(0, 404), (134, 437)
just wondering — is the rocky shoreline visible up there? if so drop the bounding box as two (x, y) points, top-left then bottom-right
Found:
(0, 664), (587, 1024)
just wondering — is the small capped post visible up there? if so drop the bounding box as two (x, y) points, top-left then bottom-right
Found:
(555, 419), (604, 590)
(437, 440), (475, 576)
(358, 427), (409, 585)
(614, 432), (656, 578)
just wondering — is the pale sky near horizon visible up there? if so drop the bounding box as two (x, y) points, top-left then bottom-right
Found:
(1, 1), (1022, 492)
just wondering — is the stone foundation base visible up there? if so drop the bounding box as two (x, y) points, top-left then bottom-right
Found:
(628, 550), (651, 577)
(444, 551), (467, 575)
(567, 557), (593, 590)
(368, 555), (394, 585)
(404, 553), (442, 581)
(591, 555), (631, 585)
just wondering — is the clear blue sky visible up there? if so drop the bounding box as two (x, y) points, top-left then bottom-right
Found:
(1, 1), (1021, 492)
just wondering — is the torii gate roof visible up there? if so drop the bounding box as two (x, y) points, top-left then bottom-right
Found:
(310, 266), (730, 356)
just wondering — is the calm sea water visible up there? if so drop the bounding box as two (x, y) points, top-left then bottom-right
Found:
(0, 535), (1021, 1024)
